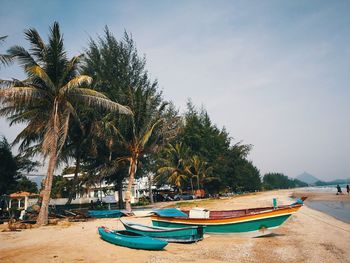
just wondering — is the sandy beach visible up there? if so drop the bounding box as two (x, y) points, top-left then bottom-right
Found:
(1, 190), (349, 263)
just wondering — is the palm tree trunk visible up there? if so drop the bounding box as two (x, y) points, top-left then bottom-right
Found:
(197, 176), (200, 190)
(125, 156), (138, 212)
(117, 178), (124, 209)
(36, 152), (57, 226)
(148, 173), (154, 204)
(190, 178), (194, 194)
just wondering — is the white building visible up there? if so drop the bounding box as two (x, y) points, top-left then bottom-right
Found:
(49, 174), (152, 205)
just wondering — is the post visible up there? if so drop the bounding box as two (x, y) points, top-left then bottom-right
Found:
(273, 198), (277, 208)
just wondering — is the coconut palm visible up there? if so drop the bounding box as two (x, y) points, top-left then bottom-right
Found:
(0, 22), (131, 225)
(156, 143), (190, 194)
(186, 155), (212, 191)
(109, 93), (168, 211)
(0, 36), (12, 68)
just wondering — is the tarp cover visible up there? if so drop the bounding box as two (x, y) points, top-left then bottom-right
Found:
(153, 208), (188, 218)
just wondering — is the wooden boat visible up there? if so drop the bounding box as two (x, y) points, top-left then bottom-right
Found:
(151, 200), (305, 236)
(88, 210), (123, 218)
(121, 220), (205, 243)
(98, 226), (168, 250)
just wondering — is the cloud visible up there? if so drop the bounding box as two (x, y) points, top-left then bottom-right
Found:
(1, 0), (349, 180)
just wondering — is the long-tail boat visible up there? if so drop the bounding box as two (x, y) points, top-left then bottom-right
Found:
(151, 199), (305, 236)
(121, 220), (205, 243)
(98, 226), (168, 250)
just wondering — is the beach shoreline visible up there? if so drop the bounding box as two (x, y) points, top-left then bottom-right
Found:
(1, 190), (349, 263)
(292, 189), (350, 202)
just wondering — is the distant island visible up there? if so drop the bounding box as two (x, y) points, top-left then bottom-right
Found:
(296, 172), (320, 185)
(296, 172), (350, 186)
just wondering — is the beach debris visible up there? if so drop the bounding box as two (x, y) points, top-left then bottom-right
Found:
(2, 218), (35, 232)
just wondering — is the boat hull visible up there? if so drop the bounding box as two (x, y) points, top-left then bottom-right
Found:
(88, 210), (123, 218)
(151, 205), (301, 235)
(98, 227), (168, 250)
(122, 220), (205, 243)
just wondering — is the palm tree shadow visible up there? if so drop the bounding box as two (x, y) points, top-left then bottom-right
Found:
(254, 233), (285, 238)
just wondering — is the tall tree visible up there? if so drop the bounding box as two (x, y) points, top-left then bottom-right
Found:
(84, 29), (178, 211)
(0, 23), (131, 225)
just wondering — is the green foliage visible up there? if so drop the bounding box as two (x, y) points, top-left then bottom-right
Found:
(0, 137), (18, 194)
(0, 136), (39, 194)
(263, 173), (307, 190)
(62, 166), (76, 175)
(132, 196), (150, 207)
(156, 102), (262, 194)
(15, 176), (38, 193)
(156, 142), (190, 192)
(2, 25), (267, 205)
(50, 175), (71, 198)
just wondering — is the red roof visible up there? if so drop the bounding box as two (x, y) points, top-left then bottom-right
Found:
(9, 191), (37, 198)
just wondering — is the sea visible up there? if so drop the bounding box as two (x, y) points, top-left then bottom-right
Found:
(300, 185), (350, 224)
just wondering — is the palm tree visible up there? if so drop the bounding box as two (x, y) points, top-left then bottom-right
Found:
(0, 36), (12, 68)
(0, 22), (131, 225)
(186, 155), (212, 191)
(111, 94), (168, 211)
(156, 143), (190, 194)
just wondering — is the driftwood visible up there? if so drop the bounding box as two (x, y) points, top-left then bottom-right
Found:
(2, 219), (34, 232)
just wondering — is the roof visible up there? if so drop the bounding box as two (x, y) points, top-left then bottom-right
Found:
(9, 191), (38, 198)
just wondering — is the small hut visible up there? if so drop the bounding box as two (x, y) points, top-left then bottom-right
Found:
(9, 191), (39, 210)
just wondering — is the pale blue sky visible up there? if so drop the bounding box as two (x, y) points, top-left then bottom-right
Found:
(1, 0), (350, 180)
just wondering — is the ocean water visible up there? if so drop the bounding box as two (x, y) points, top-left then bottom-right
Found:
(306, 200), (350, 224)
(299, 185), (349, 193)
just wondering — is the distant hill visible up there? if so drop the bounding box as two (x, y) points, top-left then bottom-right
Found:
(296, 172), (319, 185)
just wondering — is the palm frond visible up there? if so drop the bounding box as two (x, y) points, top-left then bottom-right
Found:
(59, 54), (84, 85)
(0, 35), (12, 67)
(0, 36), (8, 42)
(138, 118), (162, 149)
(26, 65), (55, 90)
(24, 28), (46, 62)
(60, 76), (92, 93)
(0, 79), (15, 89)
(157, 166), (175, 174)
(69, 89), (132, 115)
(7, 45), (37, 68)
(0, 54), (12, 67)
(1, 86), (48, 103)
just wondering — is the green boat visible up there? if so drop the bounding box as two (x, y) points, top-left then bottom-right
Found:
(121, 220), (205, 243)
(88, 210), (123, 218)
(98, 226), (168, 250)
(151, 203), (304, 236)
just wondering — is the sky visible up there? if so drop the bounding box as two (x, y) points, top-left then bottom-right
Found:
(1, 0), (350, 181)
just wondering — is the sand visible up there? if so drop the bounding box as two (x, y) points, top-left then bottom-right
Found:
(1, 190), (350, 263)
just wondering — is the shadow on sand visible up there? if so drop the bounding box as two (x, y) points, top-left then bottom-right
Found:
(254, 232), (285, 238)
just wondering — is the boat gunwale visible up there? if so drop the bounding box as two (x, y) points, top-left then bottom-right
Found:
(99, 227), (150, 239)
(121, 220), (204, 232)
(151, 205), (302, 225)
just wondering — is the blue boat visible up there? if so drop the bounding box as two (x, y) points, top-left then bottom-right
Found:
(98, 227), (168, 250)
(88, 210), (123, 218)
(121, 220), (205, 243)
